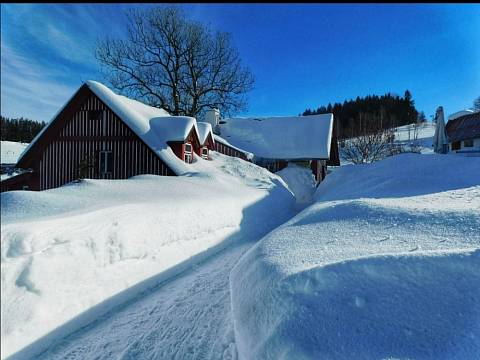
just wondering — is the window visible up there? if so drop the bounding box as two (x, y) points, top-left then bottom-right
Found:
(184, 143), (193, 163)
(99, 151), (113, 174)
(89, 110), (103, 121)
(201, 147), (209, 159)
(464, 139), (474, 148)
(451, 141), (461, 151)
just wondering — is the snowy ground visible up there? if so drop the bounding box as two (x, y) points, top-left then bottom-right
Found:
(1, 141), (28, 165)
(3, 131), (479, 360)
(231, 153), (480, 359)
(1, 152), (296, 359)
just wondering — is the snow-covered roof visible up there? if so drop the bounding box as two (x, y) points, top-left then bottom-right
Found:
(196, 122), (215, 145)
(447, 109), (474, 122)
(217, 114), (334, 160)
(18, 81), (201, 175)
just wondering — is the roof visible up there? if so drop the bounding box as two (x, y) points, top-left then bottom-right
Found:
(448, 109), (474, 121)
(18, 81), (201, 175)
(217, 114), (334, 160)
(445, 111), (480, 143)
(196, 122), (215, 146)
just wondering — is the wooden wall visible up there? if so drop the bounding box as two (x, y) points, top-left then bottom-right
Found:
(215, 141), (249, 161)
(36, 92), (174, 191)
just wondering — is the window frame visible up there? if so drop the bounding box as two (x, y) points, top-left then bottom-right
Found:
(201, 147), (209, 159)
(99, 150), (113, 174)
(463, 139), (474, 148)
(451, 141), (461, 151)
(184, 143), (193, 163)
(88, 110), (103, 121)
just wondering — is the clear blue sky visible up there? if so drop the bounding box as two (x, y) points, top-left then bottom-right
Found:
(1, 3), (479, 123)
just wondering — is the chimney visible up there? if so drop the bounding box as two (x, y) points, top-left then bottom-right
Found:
(205, 108), (221, 134)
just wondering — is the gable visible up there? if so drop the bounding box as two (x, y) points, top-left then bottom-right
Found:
(17, 85), (175, 176)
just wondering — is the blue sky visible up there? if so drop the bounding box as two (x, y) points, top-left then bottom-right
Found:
(1, 3), (479, 123)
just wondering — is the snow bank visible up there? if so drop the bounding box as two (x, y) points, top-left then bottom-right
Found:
(1, 141), (28, 164)
(230, 153), (480, 360)
(1, 152), (295, 359)
(276, 162), (316, 207)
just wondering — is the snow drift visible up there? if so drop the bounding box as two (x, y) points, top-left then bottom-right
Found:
(1, 152), (295, 359)
(230, 153), (480, 360)
(276, 162), (317, 207)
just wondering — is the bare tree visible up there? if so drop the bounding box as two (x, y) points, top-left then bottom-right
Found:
(341, 115), (399, 164)
(95, 6), (254, 118)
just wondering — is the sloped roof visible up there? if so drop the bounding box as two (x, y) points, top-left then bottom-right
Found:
(448, 109), (474, 121)
(445, 111), (480, 143)
(18, 81), (201, 175)
(196, 122), (215, 146)
(217, 114), (334, 160)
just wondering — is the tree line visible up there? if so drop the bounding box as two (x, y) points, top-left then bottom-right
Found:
(1, 116), (46, 143)
(302, 90), (421, 139)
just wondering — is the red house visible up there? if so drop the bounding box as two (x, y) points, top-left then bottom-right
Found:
(2, 81), (205, 192)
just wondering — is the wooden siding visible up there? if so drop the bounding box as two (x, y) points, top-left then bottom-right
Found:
(215, 141), (249, 161)
(36, 92), (174, 191)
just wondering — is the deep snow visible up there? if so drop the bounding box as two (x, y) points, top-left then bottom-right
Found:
(1, 152), (296, 359)
(230, 153), (480, 360)
(276, 162), (317, 208)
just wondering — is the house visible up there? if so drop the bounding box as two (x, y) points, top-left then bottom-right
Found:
(206, 110), (339, 183)
(196, 122), (216, 159)
(1, 81), (207, 192)
(445, 111), (480, 154)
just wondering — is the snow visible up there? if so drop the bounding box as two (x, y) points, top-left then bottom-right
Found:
(1, 141), (29, 164)
(230, 153), (480, 360)
(448, 109), (475, 121)
(0, 152), (296, 359)
(276, 162), (317, 208)
(218, 114), (333, 160)
(393, 122), (436, 154)
(197, 122), (215, 145)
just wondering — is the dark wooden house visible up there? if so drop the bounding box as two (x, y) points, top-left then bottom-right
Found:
(2, 81), (203, 192)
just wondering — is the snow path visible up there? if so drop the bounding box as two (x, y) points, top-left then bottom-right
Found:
(23, 240), (253, 360)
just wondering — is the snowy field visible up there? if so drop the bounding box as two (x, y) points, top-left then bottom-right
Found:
(231, 153), (480, 359)
(1, 152), (296, 359)
(0, 141), (28, 165)
(393, 122), (436, 154)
